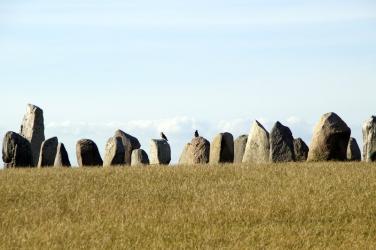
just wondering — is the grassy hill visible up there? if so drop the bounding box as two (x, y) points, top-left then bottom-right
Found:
(1, 163), (376, 249)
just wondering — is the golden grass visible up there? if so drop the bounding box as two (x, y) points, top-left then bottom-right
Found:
(1, 163), (376, 249)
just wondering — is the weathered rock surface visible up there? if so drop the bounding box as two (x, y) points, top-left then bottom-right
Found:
(209, 132), (234, 164)
(178, 143), (191, 164)
(307, 112), (351, 161)
(234, 135), (248, 163)
(20, 104), (45, 166)
(190, 136), (210, 164)
(131, 149), (150, 166)
(363, 116), (376, 162)
(114, 130), (141, 165)
(103, 136), (125, 166)
(270, 122), (295, 162)
(2, 131), (33, 167)
(37, 137), (58, 167)
(54, 143), (71, 167)
(76, 139), (103, 167)
(150, 139), (171, 165)
(293, 138), (309, 162)
(347, 137), (361, 161)
(242, 121), (270, 163)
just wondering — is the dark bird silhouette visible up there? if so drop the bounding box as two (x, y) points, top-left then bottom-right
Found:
(160, 132), (168, 141)
(194, 130), (199, 137)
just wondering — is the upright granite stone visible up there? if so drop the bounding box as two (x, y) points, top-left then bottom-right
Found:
(2, 131), (33, 167)
(103, 136), (125, 166)
(150, 139), (171, 165)
(347, 137), (361, 161)
(37, 137), (58, 167)
(209, 132), (234, 164)
(270, 122), (295, 162)
(363, 116), (376, 162)
(307, 112), (351, 161)
(20, 104), (45, 166)
(114, 130), (141, 165)
(190, 136), (210, 164)
(234, 135), (248, 163)
(54, 143), (71, 167)
(76, 139), (103, 167)
(242, 121), (270, 163)
(178, 143), (191, 164)
(293, 138), (309, 162)
(131, 149), (150, 166)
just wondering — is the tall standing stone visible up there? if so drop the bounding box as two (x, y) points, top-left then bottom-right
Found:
(293, 138), (309, 162)
(269, 122), (295, 162)
(234, 135), (248, 163)
(131, 149), (150, 166)
(2, 131), (33, 167)
(307, 112), (351, 161)
(347, 137), (361, 161)
(20, 104), (45, 166)
(242, 121), (270, 164)
(54, 143), (71, 167)
(209, 132), (234, 164)
(363, 116), (376, 162)
(103, 136), (125, 166)
(76, 139), (103, 167)
(150, 139), (171, 165)
(37, 137), (58, 167)
(114, 130), (141, 165)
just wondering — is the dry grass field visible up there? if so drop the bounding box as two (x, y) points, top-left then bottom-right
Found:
(1, 163), (376, 249)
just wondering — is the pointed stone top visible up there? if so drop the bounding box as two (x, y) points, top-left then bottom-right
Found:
(26, 104), (43, 113)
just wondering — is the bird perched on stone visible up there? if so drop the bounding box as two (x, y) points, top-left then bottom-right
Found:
(194, 130), (199, 137)
(160, 132), (168, 141)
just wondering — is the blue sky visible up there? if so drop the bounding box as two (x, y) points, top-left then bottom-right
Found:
(0, 0), (375, 164)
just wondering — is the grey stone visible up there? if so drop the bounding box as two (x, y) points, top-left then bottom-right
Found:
(76, 139), (103, 167)
(131, 149), (150, 166)
(307, 112), (351, 161)
(242, 121), (270, 164)
(2, 131), (33, 167)
(294, 138), (309, 162)
(114, 130), (141, 165)
(178, 143), (191, 165)
(20, 104), (45, 166)
(234, 135), (248, 163)
(209, 132), (234, 164)
(347, 137), (361, 161)
(270, 122), (295, 162)
(190, 136), (210, 164)
(362, 116), (376, 162)
(150, 139), (171, 165)
(54, 143), (71, 167)
(37, 137), (58, 167)
(103, 136), (125, 166)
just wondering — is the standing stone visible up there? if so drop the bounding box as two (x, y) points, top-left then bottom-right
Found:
(178, 143), (191, 164)
(76, 139), (103, 167)
(20, 104), (45, 166)
(293, 138), (309, 162)
(363, 116), (376, 162)
(37, 137), (58, 167)
(242, 121), (270, 164)
(347, 137), (361, 161)
(114, 130), (141, 165)
(209, 132), (234, 164)
(131, 149), (150, 166)
(150, 139), (171, 165)
(2, 131), (33, 167)
(103, 136), (125, 166)
(190, 136), (210, 164)
(307, 112), (351, 161)
(234, 135), (248, 163)
(270, 122), (295, 162)
(54, 143), (71, 167)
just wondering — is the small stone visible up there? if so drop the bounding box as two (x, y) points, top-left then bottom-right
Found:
(234, 135), (248, 163)
(293, 138), (309, 162)
(269, 121), (295, 162)
(131, 149), (150, 166)
(54, 143), (71, 167)
(209, 132), (234, 164)
(347, 137), (361, 161)
(103, 136), (125, 166)
(150, 139), (171, 165)
(37, 137), (58, 167)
